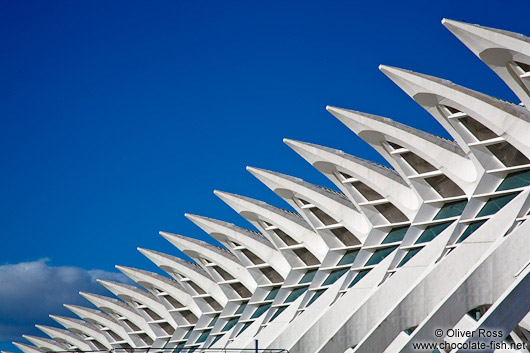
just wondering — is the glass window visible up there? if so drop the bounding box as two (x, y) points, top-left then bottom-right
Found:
(337, 250), (359, 266)
(307, 289), (325, 306)
(348, 269), (370, 288)
(250, 303), (271, 319)
(365, 246), (398, 266)
(322, 268), (349, 286)
(415, 221), (453, 244)
(241, 249), (264, 264)
(486, 142), (530, 167)
(260, 267), (283, 283)
(209, 335), (222, 347)
(397, 248), (421, 267)
(299, 269), (317, 284)
(382, 226), (409, 244)
(374, 202), (408, 223)
(221, 317), (238, 332)
(270, 306), (287, 321)
(388, 141), (403, 150)
(293, 248), (320, 266)
(173, 343), (185, 353)
(330, 226), (361, 246)
(274, 228), (298, 246)
(424, 174), (465, 198)
(285, 286), (308, 303)
(237, 322), (252, 336)
(311, 207), (337, 226)
(265, 287), (280, 301)
(457, 220), (487, 243)
(351, 181), (383, 201)
(496, 169), (530, 191)
(234, 303), (247, 315)
(458, 116), (497, 141)
(230, 283), (252, 298)
(476, 193), (519, 218)
(400, 152), (437, 174)
(196, 330), (210, 343)
(433, 200), (467, 220)
(208, 315), (218, 327)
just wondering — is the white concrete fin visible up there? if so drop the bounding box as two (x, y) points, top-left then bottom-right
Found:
(185, 214), (291, 278)
(284, 138), (421, 220)
(380, 64), (530, 164)
(21, 336), (67, 352)
(49, 314), (112, 350)
(247, 166), (370, 244)
(214, 190), (328, 261)
(159, 231), (258, 292)
(137, 247), (228, 306)
(442, 18), (530, 108)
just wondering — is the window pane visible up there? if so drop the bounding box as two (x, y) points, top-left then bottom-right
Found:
(270, 306), (287, 321)
(424, 174), (465, 197)
(285, 286), (308, 303)
(348, 269), (370, 288)
(265, 287), (280, 301)
(382, 226), (409, 244)
(457, 220), (487, 243)
(397, 248), (421, 267)
(365, 246), (398, 266)
(351, 181), (383, 201)
(496, 169), (530, 191)
(293, 248), (320, 266)
(476, 193), (519, 218)
(400, 152), (437, 174)
(299, 269), (317, 284)
(221, 318), (238, 332)
(237, 322), (252, 336)
(374, 202), (408, 223)
(486, 142), (530, 167)
(196, 330), (210, 343)
(274, 228), (298, 246)
(330, 227), (361, 246)
(311, 207), (337, 226)
(433, 200), (467, 220)
(337, 250), (359, 266)
(250, 303), (271, 319)
(458, 116), (497, 141)
(307, 289), (325, 306)
(234, 303), (247, 315)
(415, 221), (453, 244)
(322, 268), (349, 286)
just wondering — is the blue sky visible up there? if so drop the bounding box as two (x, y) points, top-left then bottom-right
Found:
(0, 0), (528, 350)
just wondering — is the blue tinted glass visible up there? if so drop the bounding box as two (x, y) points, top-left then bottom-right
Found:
(250, 303), (271, 319)
(496, 169), (530, 191)
(307, 289), (325, 306)
(476, 193), (518, 217)
(285, 286), (308, 303)
(415, 221), (453, 244)
(433, 200), (467, 220)
(322, 268), (349, 286)
(299, 269), (317, 284)
(457, 220), (487, 243)
(348, 269), (370, 288)
(382, 226), (409, 244)
(397, 248), (421, 267)
(365, 246), (398, 266)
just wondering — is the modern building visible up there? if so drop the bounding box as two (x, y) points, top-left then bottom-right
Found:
(9, 18), (530, 353)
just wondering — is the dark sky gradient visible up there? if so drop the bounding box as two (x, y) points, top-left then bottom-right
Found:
(0, 0), (528, 350)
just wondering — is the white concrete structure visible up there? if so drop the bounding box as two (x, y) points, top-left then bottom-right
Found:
(14, 19), (530, 353)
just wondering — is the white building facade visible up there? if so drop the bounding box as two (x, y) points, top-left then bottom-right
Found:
(10, 19), (530, 353)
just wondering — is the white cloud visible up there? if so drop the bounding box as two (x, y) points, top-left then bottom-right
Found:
(0, 258), (134, 342)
